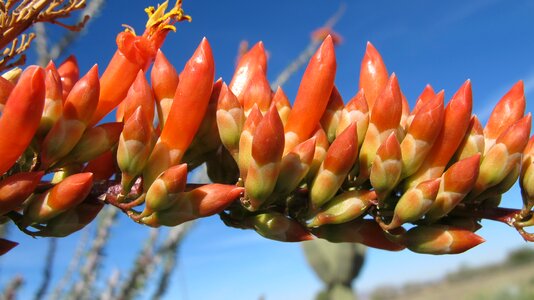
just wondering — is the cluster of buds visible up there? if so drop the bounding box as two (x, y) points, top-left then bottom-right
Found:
(214, 37), (534, 255)
(1, 0), (534, 256)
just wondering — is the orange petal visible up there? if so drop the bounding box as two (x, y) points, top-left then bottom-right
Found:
(359, 42), (388, 110)
(0, 66), (45, 174)
(284, 36), (336, 147)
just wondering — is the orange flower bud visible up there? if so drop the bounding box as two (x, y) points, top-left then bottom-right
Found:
(23, 173), (93, 224)
(305, 126), (329, 183)
(152, 49), (179, 128)
(117, 70), (155, 123)
(359, 42), (388, 110)
(244, 105), (285, 210)
(62, 122), (123, 165)
(405, 225), (484, 254)
(251, 212), (314, 242)
(407, 84), (436, 127)
(284, 36), (336, 153)
(309, 190), (376, 227)
(370, 133), (402, 203)
(217, 83), (244, 159)
(312, 219), (405, 251)
(243, 67), (272, 116)
(400, 91), (444, 178)
(274, 137), (316, 195)
(57, 55), (79, 100)
(451, 115), (484, 163)
(336, 89), (369, 147)
(41, 65), (100, 168)
(386, 178), (441, 229)
(0, 172), (44, 215)
(473, 114), (531, 196)
(400, 92), (410, 130)
(484, 80), (525, 151)
(143, 38), (215, 188)
(144, 164), (188, 214)
(311, 123), (358, 209)
(359, 74), (402, 181)
(229, 42), (268, 103)
(38, 63), (63, 136)
(426, 154), (480, 221)
(320, 86), (344, 143)
(406, 80), (472, 188)
(0, 66), (45, 174)
(141, 184), (243, 227)
(118, 107), (154, 192)
(272, 87), (291, 126)
(238, 105), (263, 179)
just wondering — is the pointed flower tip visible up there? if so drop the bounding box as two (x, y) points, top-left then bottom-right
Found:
(463, 79), (472, 89)
(516, 79), (524, 90)
(497, 113), (532, 154)
(29, 66), (46, 91)
(252, 105), (284, 165)
(382, 132), (401, 155)
(88, 64), (99, 77)
(366, 41), (376, 52)
(0, 238), (18, 256)
(123, 106), (152, 141)
(200, 37), (212, 53)
(154, 49), (170, 69)
(73, 172), (94, 184)
(160, 163), (188, 192)
(323, 122), (358, 172)
(318, 34), (335, 55)
(45, 60), (57, 71)
(257, 41), (265, 51)
(46, 172), (93, 212)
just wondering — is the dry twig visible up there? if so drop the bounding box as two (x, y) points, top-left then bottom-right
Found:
(0, 0), (90, 71)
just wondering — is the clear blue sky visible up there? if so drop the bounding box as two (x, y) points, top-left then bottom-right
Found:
(3, 0), (534, 299)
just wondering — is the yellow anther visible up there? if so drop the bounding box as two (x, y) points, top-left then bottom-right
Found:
(145, 0), (191, 33)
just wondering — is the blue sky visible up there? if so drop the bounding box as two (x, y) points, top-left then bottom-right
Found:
(3, 0), (534, 299)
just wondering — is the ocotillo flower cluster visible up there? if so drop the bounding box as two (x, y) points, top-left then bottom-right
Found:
(2, 0), (534, 257)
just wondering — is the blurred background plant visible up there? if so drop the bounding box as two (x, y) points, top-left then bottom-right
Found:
(302, 240), (365, 300)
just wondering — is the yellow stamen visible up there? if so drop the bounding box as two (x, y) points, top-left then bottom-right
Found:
(145, 0), (191, 33)
(121, 24), (136, 35)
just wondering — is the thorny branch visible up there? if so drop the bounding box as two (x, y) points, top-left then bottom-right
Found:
(0, 0), (90, 71)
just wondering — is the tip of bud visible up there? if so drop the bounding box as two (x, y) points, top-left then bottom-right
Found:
(0, 238), (18, 256)
(251, 105), (284, 165)
(256, 41), (265, 51)
(317, 34), (335, 59)
(29, 66), (46, 93)
(198, 37), (213, 58)
(45, 61), (57, 71)
(87, 64), (99, 79)
(323, 122), (358, 173)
